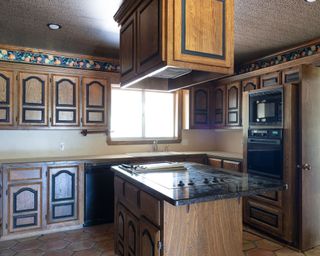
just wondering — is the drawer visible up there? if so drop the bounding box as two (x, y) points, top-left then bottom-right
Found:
(8, 167), (42, 182)
(208, 158), (222, 168)
(245, 199), (283, 235)
(250, 191), (282, 207)
(140, 191), (160, 226)
(124, 182), (139, 209)
(222, 160), (242, 172)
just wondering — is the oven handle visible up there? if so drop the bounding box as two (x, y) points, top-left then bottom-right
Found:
(248, 138), (281, 145)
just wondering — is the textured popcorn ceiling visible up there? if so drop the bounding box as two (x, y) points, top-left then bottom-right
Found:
(0, 0), (319, 63)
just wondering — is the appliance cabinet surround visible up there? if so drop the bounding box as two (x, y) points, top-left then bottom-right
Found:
(0, 162), (84, 239)
(114, 0), (234, 89)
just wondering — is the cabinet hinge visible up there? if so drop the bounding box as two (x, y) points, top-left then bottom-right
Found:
(157, 241), (163, 251)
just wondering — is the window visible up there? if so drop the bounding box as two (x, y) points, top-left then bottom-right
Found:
(109, 88), (181, 143)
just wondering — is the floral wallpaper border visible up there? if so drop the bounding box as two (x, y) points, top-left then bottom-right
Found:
(237, 41), (320, 74)
(0, 48), (120, 72)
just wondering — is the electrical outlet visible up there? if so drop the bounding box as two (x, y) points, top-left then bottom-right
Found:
(59, 142), (65, 151)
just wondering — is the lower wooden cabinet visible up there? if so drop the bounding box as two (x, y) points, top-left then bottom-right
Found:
(0, 162), (83, 239)
(140, 217), (160, 256)
(208, 157), (242, 172)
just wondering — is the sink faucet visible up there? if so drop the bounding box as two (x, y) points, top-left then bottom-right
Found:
(152, 140), (158, 152)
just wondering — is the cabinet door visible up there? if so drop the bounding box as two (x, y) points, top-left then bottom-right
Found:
(137, 0), (162, 75)
(126, 211), (139, 256)
(190, 87), (210, 129)
(140, 218), (160, 256)
(212, 85), (226, 128)
(282, 67), (300, 84)
(0, 70), (14, 126)
(8, 183), (42, 233)
(116, 203), (126, 256)
(120, 13), (137, 83)
(18, 72), (49, 126)
(226, 82), (241, 126)
(47, 165), (78, 223)
(52, 75), (80, 126)
(82, 77), (109, 126)
(261, 72), (281, 88)
(242, 77), (260, 92)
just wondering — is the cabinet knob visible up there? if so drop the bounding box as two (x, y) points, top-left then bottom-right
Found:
(297, 163), (312, 171)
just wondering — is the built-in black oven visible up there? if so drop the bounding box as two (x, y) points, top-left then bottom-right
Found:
(249, 87), (283, 127)
(247, 129), (283, 179)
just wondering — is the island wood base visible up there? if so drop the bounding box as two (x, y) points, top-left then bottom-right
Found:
(114, 176), (243, 256)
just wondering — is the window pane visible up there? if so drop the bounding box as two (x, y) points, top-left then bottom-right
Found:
(145, 92), (175, 138)
(111, 89), (143, 138)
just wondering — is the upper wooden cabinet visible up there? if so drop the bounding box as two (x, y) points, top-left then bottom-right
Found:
(0, 70), (14, 126)
(226, 82), (241, 126)
(52, 75), (80, 126)
(242, 77), (260, 92)
(190, 86), (210, 129)
(261, 72), (282, 88)
(212, 85), (226, 128)
(82, 77), (109, 126)
(282, 67), (300, 84)
(114, 0), (234, 89)
(18, 72), (49, 126)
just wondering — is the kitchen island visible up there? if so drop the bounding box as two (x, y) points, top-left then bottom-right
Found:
(112, 162), (286, 256)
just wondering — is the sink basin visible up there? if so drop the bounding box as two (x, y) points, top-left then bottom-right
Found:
(127, 152), (181, 157)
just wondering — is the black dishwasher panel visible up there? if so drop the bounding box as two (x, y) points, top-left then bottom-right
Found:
(84, 164), (114, 227)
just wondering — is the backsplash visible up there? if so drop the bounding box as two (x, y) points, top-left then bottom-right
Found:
(0, 47), (120, 72)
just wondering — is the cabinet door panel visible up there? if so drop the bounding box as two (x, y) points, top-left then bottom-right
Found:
(282, 67), (300, 84)
(242, 77), (260, 92)
(212, 85), (226, 128)
(120, 14), (136, 82)
(8, 183), (42, 233)
(137, 0), (162, 74)
(52, 75), (79, 126)
(190, 87), (210, 129)
(261, 72), (281, 88)
(116, 203), (126, 255)
(82, 78), (108, 126)
(47, 165), (78, 223)
(140, 218), (160, 256)
(19, 72), (49, 126)
(226, 82), (241, 126)
(126, 211), (139, 256)
(0, 70), (14, 126)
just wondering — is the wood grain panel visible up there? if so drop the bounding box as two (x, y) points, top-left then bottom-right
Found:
(282, 67), (301, 84)
(18, 72), (49, 126)
(82, 77), (109, 126)
(208, 158), (222, 168)
(260, 72), (282, 87)
(0, 70), (14, 126)
(223, 160), (242, 172)
(190, 86), (210, 129)
(8, 167), (42, 181)
(140, 191), (160, 226)
(226, 82), (241, 126)
(163, 198), (242, 256)
(212, 85), (226, 128)
(140, 217), (160, 256)
(242, 76), (260, 92)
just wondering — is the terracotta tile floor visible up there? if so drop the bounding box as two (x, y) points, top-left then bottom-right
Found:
(0, 224), (319, 256)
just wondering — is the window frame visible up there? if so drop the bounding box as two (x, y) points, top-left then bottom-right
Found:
(107, 88), (182, 145)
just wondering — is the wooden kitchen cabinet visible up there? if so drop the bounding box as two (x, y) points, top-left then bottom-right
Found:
(126, 210), (140, 256)
(116, 202), (126, 256)
(222, 160), (242, 172)
(18, 72), (49, 126)
(47, 165), (79, 223)
(115, 0), (234, 88)
(82, 77), (109, 126)
(282, 67), (301, 84)
(226, 82), (241, 126)
(190, 86), (210, 129)
(52, 75), (80, 126)
(260, 71), (282, 87)
(0, 69), (14, 126)
(242, 77), (260, 92)
(212, 85), (226, 128)
(140, 217), (160, 256)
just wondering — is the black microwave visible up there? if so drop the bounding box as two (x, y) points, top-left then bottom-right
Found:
(249, 87), (283, 127)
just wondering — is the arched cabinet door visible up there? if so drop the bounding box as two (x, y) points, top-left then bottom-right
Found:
(8, 183), (42, 233)
(212, 85), (226, 128)
(127, 211), (139, 256)
(47, 165), (78, 223)
(242, 77), (260, 92)
(52, 75), (80, 126)
(82, 77), (109, 127)
(226, 82), (241, 126)
(190, 86), (210, 129)
(0, 70), (14, 126)
(18, 72), (49, 126)
(140, 218), (160, 256)
(116, 203), (126, 256)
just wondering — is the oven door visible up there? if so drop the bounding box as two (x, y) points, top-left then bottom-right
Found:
(247, 138), (283, 179)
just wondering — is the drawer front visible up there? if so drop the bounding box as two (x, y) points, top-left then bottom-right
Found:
(124, 182), (139, 209)
(208, 158), (222, 168)
(140, 191), (160, 226)
(222, 160), (242, 172)
(245, 200), (283, 235)
(250, 191), (282, 207)
(8, 167), (42, 182)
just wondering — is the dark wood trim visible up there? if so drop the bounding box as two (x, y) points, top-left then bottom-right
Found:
(52, 170), (75, 202)
(86, 81), (105, 108)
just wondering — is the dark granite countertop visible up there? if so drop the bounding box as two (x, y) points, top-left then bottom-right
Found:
(112, 162), (287, 206)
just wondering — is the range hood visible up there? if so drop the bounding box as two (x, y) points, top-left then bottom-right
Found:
(114, 0), (235, 91)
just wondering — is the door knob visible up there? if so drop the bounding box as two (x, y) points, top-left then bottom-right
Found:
(297, 163), (312, 171)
